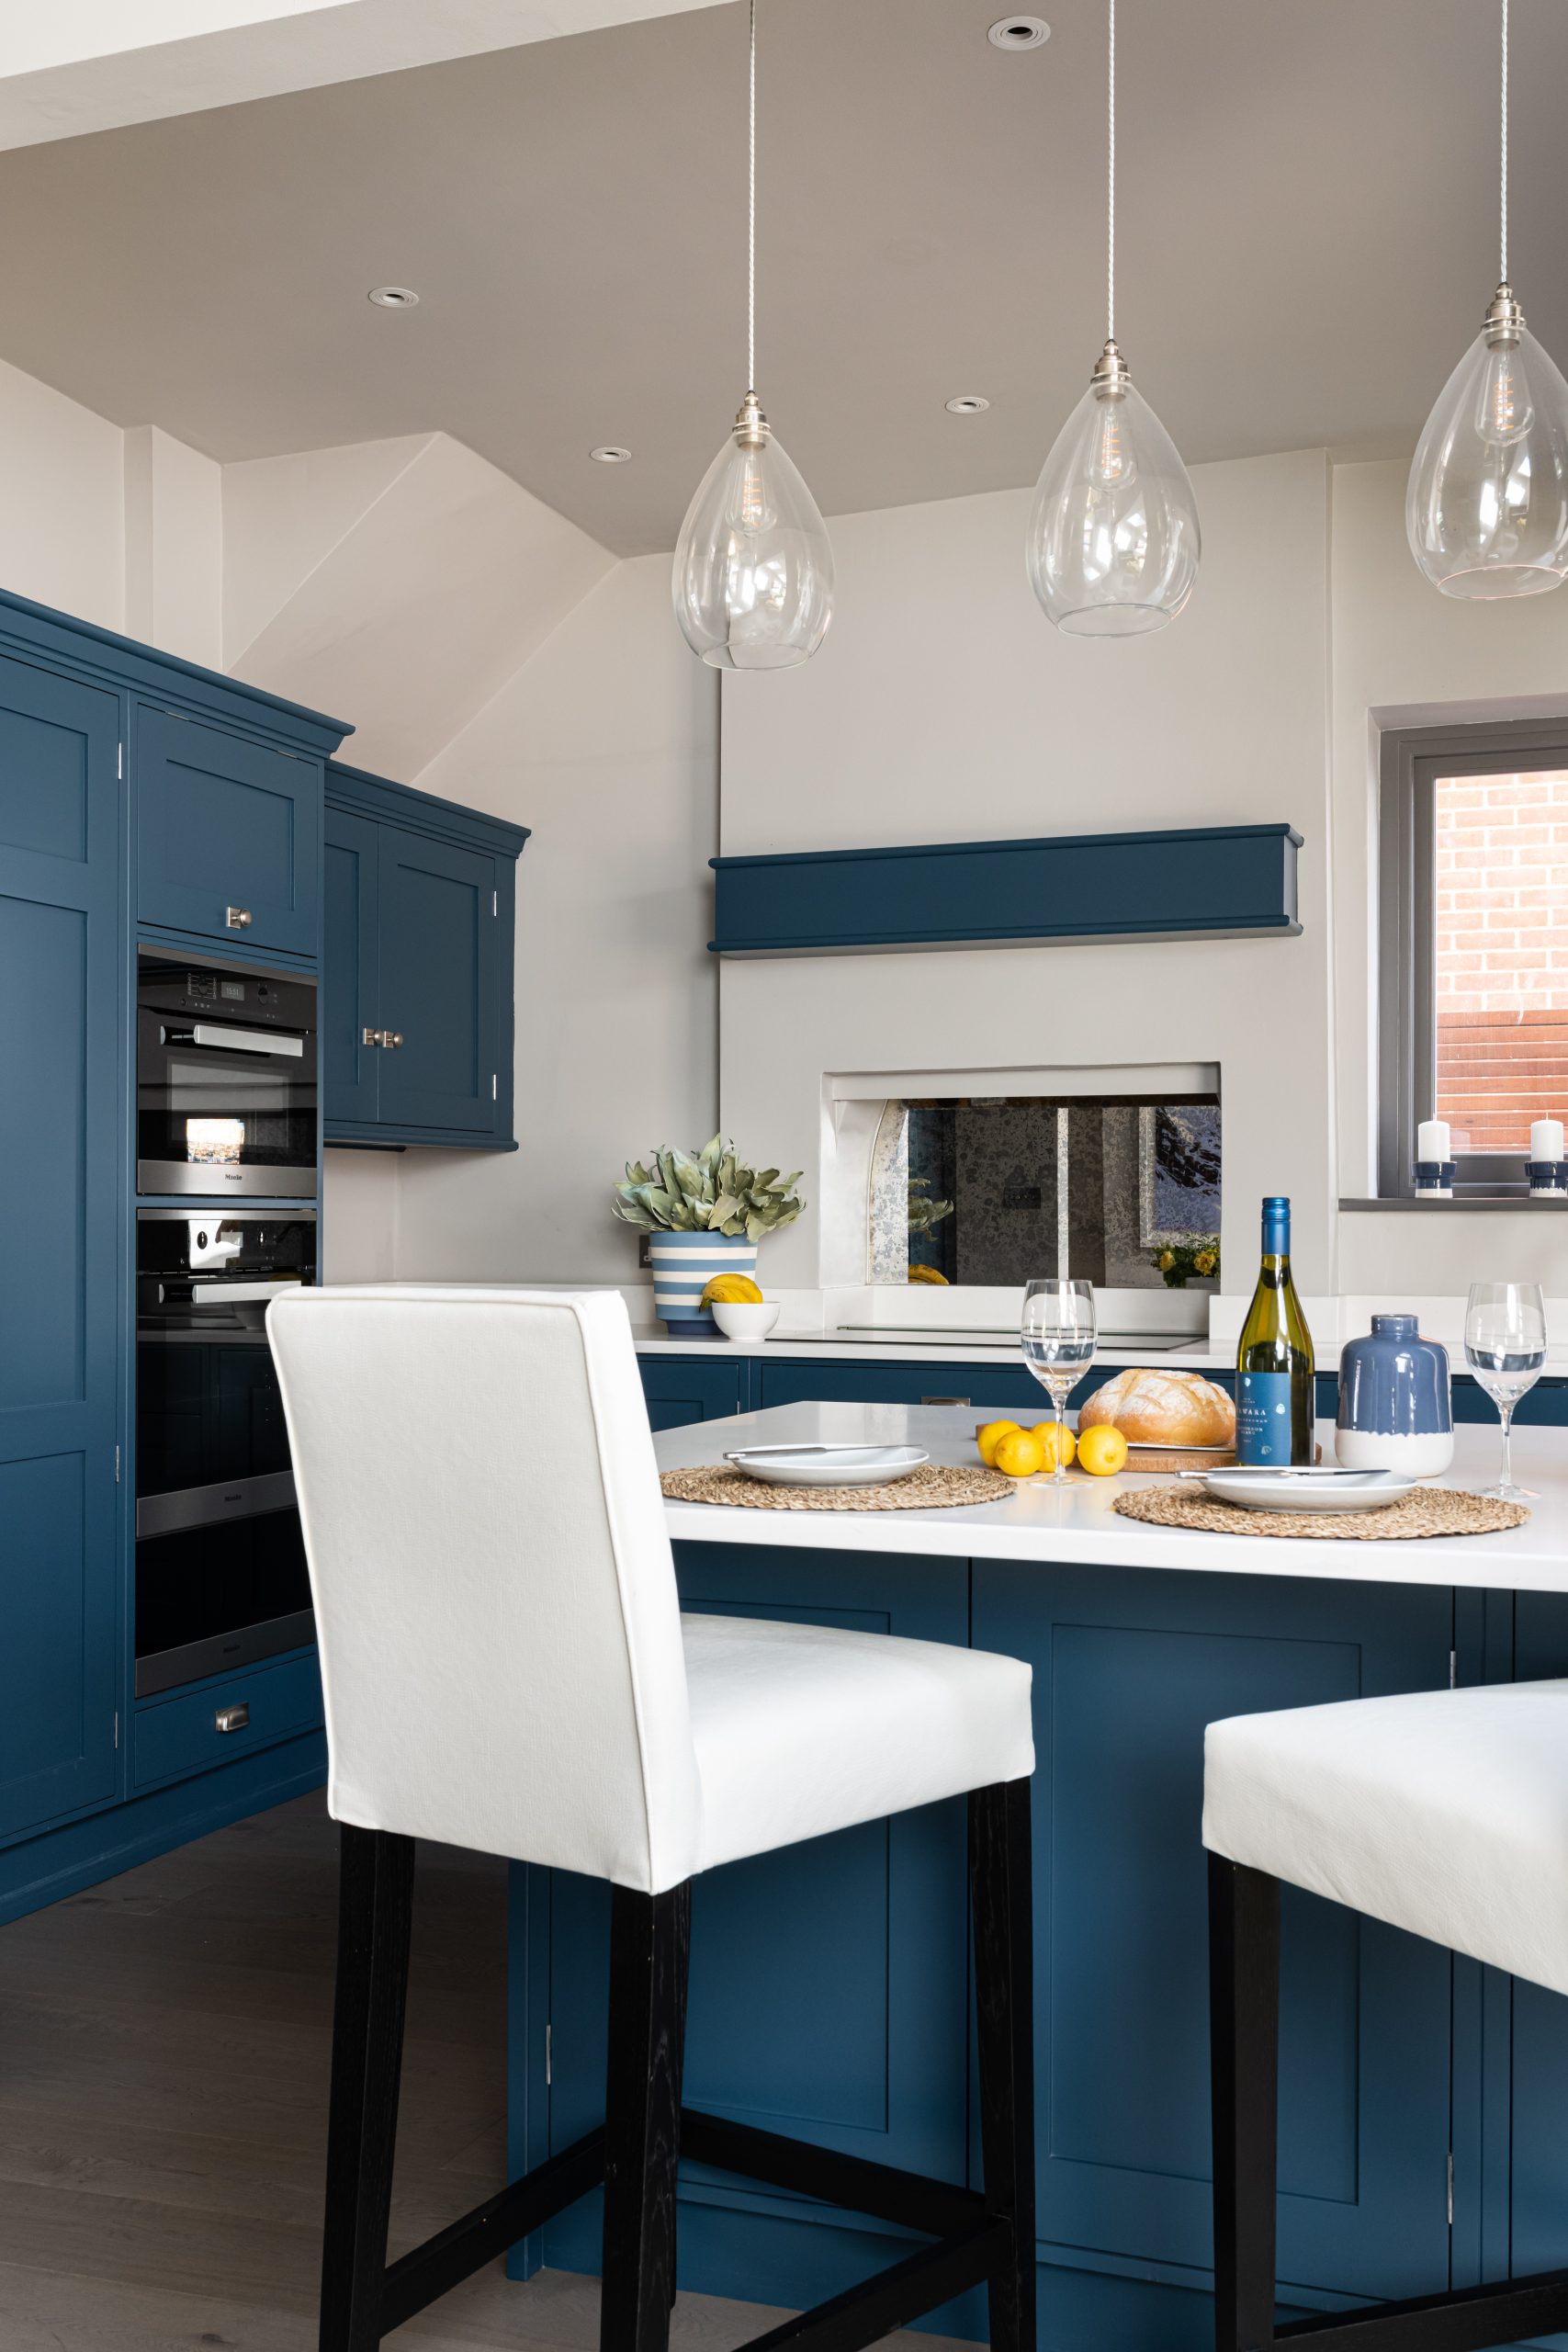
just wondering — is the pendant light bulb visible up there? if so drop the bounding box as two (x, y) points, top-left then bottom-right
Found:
(672, 4), (833, 670)
(1407, 1), (1568, 599)
(673, 392), (834, 672)
(1025, 0), (1200, 637)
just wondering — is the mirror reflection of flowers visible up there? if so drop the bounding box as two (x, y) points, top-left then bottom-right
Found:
(1151, 1235), (1220, 1289)
(908, 1175), (954, 1283)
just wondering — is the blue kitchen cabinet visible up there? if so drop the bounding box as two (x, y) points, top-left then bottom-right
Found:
(538, 1544), (974, 2309)
(137, 705), (321, 956)
(323, 763), (527, 1150)
(0, 653), (123, 1844)
(638, 1356), (755, 1430)
(973, 1561), (1454, 2303)
(753, 1358), (1343, 1420)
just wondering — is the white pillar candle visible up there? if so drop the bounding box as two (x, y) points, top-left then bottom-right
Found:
(1417, 1119), (1450, 1162)
(1531, 1118), (1564, 1162)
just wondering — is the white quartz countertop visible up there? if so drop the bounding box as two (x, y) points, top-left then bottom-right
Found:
(632, 1330), (1228, 1370)
(654, 1404), (1568, 1593)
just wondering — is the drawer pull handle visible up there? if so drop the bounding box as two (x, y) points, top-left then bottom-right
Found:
(921, 1395), (971, 1407)
(225, 906), (252, 931)
(214, 1702), (251, 1734)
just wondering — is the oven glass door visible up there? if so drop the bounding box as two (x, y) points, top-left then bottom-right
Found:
(136, 1210), (317, 1694)
(138, 955), (318, 1197)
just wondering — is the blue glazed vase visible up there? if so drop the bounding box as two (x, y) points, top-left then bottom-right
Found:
(1335, 1315), (1453, 1474)
(647, 1230), (759, 1336)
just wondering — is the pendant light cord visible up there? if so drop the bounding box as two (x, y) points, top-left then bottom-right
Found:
(1499, 0), (1509, 283)
(1107, 0), (1116, 344)
(749, 0), (758, 390)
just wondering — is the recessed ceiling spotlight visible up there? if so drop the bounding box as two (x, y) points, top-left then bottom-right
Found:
(987, 15), (1050, 49)
(590, 445), (633, 464)
(944, 394), (992, 414)
(368, 285), (419, 308)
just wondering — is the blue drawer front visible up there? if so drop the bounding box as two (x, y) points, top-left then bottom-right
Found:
(638, 1357), (754, 1430)
(134, 1653), (323, 1790)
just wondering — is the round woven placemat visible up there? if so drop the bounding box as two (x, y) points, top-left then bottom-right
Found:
(660, 1463), (1013, 1512)
(1113, 1484), (1529, 1541)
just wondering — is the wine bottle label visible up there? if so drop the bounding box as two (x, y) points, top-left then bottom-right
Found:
(1236, 1372), (1293, 1464)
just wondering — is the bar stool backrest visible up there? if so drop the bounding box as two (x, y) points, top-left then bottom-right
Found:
(267, 1285), (702, 1892)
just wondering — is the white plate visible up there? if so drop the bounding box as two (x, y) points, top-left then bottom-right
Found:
(725, 1443), (929, 1489)
(1201, 1466), (1417, 1515)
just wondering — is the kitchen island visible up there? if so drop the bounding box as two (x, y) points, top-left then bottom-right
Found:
(508, 1409), (1568, 2346)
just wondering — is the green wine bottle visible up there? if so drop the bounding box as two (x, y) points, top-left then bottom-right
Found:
(1235, 1195), (1315, 1465)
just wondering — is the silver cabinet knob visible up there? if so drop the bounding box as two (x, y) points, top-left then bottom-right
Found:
(214, 1702), (251, 1734)
(225, 906), (252, 931)
(362, 1026), (385, 1046)
(386, 1031), (404, 1048)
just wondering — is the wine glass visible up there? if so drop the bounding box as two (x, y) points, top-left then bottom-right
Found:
(1464, 1281), (1547, 1500)
(1021, 1279), (1097, 1484)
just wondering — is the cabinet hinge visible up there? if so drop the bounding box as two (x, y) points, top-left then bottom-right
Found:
(492, 1073), (498, 1102)
(117, 742), (123, 781)
(1447, 2151), (1454, 2226)
(115, 1444), (121, 1485)
(113, 1711), (119, 1751)
(545, 2022), (553, 2086)
(1450, 1649), (1458, 1689)
(492, 888), (498, 917)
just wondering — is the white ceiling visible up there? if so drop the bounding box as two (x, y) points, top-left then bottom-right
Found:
(0, 0), (1563, 555)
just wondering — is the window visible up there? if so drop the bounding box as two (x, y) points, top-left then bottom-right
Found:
(1379, 721), (1568, 1193)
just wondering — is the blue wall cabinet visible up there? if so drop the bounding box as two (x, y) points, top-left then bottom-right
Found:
(973, 1562), (1454, 2304)
(0, 655), (122, 1842)
(323, 764), (527, 1150)
(137, 707), (321, 956)
(539, 1545), (972, 2298)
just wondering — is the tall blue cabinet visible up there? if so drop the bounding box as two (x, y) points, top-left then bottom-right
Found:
(0, 587), (350, 1927)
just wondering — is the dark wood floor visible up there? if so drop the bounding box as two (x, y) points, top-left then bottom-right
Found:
(0, 1792), (969, 2349)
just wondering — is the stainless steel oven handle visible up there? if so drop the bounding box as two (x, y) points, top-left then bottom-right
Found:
(187, 1023), (305, 1057)
(189, 1280), (305, 1306)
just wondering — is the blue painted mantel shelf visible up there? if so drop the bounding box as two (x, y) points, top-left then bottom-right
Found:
(708, 822), (1303, 957)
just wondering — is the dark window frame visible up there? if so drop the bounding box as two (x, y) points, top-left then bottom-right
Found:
(1378, 718), (1568, 1197)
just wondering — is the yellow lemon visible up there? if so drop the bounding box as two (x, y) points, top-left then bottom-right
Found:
(993, 1428), (1046, 1479)
(976, 1419), (1021, 1466)
(1032, 1420), (1077, 1471)
(1077, 1424), (1129, 1477)
(701, 1273), (763, 1306)
(908, 1264), (950, 1284)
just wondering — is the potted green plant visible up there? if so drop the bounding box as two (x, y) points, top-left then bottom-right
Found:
(612, 1136), (806, 1334)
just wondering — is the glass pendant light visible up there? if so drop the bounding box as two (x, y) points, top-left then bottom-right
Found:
(1025, 0), (1200, 637)
(1407, 0), (1568, 599)
(672, 0), (833, 670)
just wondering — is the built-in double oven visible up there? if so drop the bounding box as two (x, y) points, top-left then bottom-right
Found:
(135, 949), (321, 1697)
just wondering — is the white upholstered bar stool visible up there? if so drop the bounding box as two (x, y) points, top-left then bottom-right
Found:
(1205, 1681), (1568, 2352)
(267, 1284), (1037, 2352)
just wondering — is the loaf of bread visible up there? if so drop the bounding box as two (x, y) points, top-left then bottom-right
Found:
(1077, 1367), (1235, 1448)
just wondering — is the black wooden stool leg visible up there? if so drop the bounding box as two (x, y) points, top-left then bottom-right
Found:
(1209, 1854), (1280, 2352)
(601, 1881), (692, 2352)
(972, 1780), (1037, 2352)
(320, 1825), (416, 2352)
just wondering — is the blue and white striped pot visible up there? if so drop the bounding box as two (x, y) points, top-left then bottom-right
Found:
(648, 1231), (758, 1336)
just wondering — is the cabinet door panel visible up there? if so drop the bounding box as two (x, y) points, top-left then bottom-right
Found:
(974, 1562), (1453, 2301)
(543, 1546), (970, 2277)
(322, 809), (380, 1124)
(639, 1359), (752, 1430)
(138, 707), (320, 955)
(0, 655), (120, 1842)
(376, 829), (497, 1133)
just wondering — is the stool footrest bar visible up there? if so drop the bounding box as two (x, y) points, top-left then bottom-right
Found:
(1274, 2266), (1568, 2352)
(728, 2218), (1008, 2352)
(678, 2108), (987, 2242)
(380, 2126), (606, 2332)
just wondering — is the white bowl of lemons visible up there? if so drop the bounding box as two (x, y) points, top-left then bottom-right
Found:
(702, 1276), (780, 1341)
(711, 1300), (781, 1341)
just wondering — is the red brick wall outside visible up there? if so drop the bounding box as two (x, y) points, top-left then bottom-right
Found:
(1434, 770), (1568, 1153)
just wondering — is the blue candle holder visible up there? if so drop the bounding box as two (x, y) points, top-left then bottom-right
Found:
(1412, 1159), (1456, 1197)
(1527, 1159), (1568, 1196)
